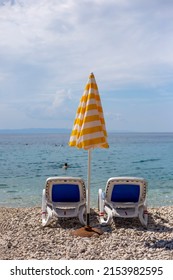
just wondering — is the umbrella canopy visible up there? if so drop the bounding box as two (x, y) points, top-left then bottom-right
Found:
(69, 72), (109, 227)
(69, 72), (109, 150)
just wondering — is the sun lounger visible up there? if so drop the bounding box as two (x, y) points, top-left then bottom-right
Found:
(98, 177), (148, 227)
(42, 177), (86, 226)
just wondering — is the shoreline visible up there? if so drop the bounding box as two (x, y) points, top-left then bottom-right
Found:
(0, 206), (173, 260)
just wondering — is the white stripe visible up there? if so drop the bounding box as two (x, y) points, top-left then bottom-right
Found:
(73, 121), (103, 131)
(77, 132), (104, 143)
(72, 123), (107, 133)
(79, 98), (102, 108)
(88, 77), (97, 84)
(83, 88), (99, 95)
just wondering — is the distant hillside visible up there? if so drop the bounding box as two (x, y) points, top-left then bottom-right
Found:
(0, 128), (71, 134)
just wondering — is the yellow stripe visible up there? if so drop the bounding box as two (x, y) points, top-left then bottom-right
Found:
(74, 115), (106, 126)
(77, 104), (103, 114)
(85, 83), (98, 91)
(89, 73), (95, 79)
(71, 126), (107, 137)
(80, 93), (101, 103)
(69, 138), (109, 149)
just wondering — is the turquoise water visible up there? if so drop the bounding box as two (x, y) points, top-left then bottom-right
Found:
(0, 132), (173, 208)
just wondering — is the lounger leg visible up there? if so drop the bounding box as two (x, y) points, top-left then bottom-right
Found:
(78, 205), (87, 225)
(98, 189), (113, 226)
(99, 205), (113, 226)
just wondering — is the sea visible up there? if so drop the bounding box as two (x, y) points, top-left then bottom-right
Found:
(0, 132), (173, 208)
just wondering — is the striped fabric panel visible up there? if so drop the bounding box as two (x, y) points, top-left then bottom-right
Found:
(69, 73), (109, 150)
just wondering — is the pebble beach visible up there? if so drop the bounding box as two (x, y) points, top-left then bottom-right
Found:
(0, 206), (173, 260)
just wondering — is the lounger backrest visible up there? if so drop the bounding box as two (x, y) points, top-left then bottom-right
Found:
(52, 184), (80, 202)
(45, 177), (86, 204)
(106, 177), (147, 204)
(111, 184), (140, 203)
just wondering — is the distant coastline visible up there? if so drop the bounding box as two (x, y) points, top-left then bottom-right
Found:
(0, 128), (172, 134)
(0, 128), (71, 134)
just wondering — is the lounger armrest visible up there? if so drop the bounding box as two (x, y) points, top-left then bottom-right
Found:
(138, 205), (148, 228)
(42, 189), (53, 227)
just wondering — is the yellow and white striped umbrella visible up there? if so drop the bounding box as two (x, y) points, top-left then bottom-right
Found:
(69, 72), (109, 150)
(69, 73), (109, 227)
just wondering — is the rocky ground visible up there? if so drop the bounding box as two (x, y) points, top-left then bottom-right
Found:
(0, 206), (173, 260)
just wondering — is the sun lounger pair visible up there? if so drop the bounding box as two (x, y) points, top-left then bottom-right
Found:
(42, 176), (148, 228)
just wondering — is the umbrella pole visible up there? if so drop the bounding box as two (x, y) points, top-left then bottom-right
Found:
(71, 148), (103, 237)
(87, 149), (91, 226)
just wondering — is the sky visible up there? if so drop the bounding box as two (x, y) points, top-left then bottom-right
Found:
(0, 0), (173, 132)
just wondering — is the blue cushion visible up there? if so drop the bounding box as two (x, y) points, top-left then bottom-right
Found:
(111, 184), (140, 203)
(52, 184), (80, 202)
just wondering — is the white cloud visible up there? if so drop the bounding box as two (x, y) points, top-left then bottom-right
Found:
(1, 0), (173, 83)
(0, 0), (173, 131)
(21, 89), (75, 124)
(51, 89), (72, 108)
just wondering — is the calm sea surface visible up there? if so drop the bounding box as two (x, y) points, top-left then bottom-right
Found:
(0, 132), (173, 208)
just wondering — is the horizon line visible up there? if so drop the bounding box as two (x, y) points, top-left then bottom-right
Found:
(0, 128), (172, 134)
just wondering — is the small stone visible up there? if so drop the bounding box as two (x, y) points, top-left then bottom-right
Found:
(79, 247), (86, 253)
(7, 241), (12, 249)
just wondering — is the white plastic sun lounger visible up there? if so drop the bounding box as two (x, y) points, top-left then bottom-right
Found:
(42, 177), (86, 226)
(98, 177), (148, 227)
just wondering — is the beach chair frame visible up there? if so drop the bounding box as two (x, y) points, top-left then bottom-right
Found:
(98, 177), (148, 227)
(42, 177), (86, 226)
